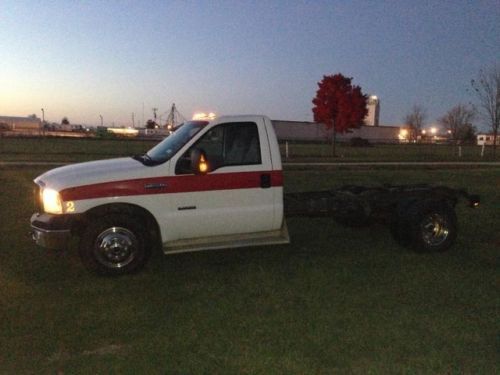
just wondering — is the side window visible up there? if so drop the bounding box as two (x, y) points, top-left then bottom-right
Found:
(224, 123), (261, 166)
(176, 122), (261, 175)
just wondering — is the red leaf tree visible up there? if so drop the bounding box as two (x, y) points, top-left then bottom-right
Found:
(312, 74), (368, 156)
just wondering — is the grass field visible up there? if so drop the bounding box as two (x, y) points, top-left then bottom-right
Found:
(0, 164), (498, 373)
(0, 137), (155, 163)
(1, 136), (499, 163)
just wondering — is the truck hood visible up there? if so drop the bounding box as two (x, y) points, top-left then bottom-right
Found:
(34, 157), (157, 191)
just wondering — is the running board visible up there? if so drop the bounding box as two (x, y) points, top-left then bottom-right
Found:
(162, 222), (290, 255)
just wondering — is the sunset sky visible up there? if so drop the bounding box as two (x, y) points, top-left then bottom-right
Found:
(1, 1), (498, 128)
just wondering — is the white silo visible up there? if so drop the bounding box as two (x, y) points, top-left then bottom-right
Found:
(364, 95), (380, 126)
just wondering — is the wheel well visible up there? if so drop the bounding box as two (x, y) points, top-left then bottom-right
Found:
(395, 194), (456, 213)
(72, 203), (162, 251)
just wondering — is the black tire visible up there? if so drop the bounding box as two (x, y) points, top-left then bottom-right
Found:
(390, 198), (416, 247)
(405, 199), (457, 253)
(79, 214), (151, 276)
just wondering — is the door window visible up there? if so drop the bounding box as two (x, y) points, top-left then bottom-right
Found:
(176, 122), (261, 174)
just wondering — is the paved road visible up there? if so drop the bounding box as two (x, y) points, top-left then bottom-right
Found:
(1, 161), (500, 167)
(0, 161), (67, 166)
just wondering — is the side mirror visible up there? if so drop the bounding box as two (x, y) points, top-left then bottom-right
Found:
(190, 148), (210, 175)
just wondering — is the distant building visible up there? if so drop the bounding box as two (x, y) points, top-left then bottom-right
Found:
(0, 115), (41, 132)
(272, 120), (401, 143)
(364, 95), (380, 126)
(477, 134), (500, 146)
(107, 127), (139, 137)
(51, 123), (88, 132)
(272, 94), (402, 143)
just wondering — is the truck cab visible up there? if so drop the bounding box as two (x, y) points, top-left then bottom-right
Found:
(31, 115), (289, 275)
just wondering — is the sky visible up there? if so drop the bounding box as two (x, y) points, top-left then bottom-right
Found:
(0, 0), (499, 129)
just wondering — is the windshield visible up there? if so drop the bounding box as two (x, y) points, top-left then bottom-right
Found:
(146, 121), (208, 164)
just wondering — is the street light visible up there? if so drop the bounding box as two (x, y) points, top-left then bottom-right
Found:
(99, 115), (103, 127)
(398, 129), (408, 142)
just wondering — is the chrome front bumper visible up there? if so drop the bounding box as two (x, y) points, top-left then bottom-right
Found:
(30, 213), (76, 250)
(31, 226), (71, 250)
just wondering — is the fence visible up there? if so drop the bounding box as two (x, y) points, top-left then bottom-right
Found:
(278, 139), (499, 162)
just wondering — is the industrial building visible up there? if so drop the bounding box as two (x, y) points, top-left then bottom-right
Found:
(272, 95), (401, 143)
(0, 115), (42, 134)
(271, 120), (401, 143)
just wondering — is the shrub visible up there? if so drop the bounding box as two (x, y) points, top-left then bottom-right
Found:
(350, 137), (372, 147)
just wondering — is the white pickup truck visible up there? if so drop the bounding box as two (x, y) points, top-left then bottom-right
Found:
(31, 115), (479, 275)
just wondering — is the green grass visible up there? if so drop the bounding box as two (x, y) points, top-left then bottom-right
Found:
(0, 137), (156, 162)
(0, 165), (498, 373)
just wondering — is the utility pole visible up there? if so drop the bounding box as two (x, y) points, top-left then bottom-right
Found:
(41, 108), (45, 136)
(132, 112), (135, 128)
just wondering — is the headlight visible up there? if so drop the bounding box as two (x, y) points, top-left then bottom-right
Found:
(42, 188), (63, 214)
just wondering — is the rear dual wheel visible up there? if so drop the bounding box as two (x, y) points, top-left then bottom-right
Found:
(391, 199), (457, 253)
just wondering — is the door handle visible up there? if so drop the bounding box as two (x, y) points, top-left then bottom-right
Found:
(260, 173), (271, 188)
(178, 206), (197, 211)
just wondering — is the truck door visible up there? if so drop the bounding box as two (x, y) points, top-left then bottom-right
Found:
(167, 121), (278, 241)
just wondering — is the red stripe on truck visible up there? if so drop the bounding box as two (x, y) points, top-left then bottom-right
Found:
(60, 170), (283, 201)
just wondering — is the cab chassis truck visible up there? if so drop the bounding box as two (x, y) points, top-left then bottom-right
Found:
(30, 115), (479, 276)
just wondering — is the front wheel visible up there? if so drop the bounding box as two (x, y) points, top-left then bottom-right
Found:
(405, 200), (458, 253)
(79, 214), (151, 276)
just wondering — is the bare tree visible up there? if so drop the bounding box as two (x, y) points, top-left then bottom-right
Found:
(404, 105), (427, 141)
(438, 104), (475, 143)
(471, 66), (500, 155)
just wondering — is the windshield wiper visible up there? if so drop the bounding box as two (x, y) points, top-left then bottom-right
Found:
(132, 154), (144, 163)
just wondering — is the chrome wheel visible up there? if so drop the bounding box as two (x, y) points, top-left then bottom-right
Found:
(401, 199), (457, 253)
(94, 226), (139, 269)
(420, 213), (449, 247)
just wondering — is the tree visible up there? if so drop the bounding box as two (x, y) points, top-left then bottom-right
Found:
(145, 119), (157, 129)
(312, 74), (367, 156)
(438, 104), (475, 143)
(27, 114), (39, 120)
(404, 105), (427, 141)
(471, 66), (500, 156)
(459, 123), (477, 143)
(61, 117), (70, 125)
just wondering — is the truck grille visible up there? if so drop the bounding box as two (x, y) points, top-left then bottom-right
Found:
(33, 184), (43, 213)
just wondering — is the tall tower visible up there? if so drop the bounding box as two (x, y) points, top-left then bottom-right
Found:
(165, 103), (186, 130)
(364, 95), (380, 126)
